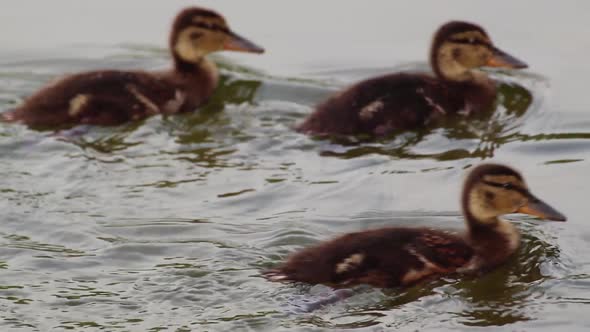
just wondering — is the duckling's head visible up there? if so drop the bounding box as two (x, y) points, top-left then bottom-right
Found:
(430, 21), (527, 82)
(462, 164), (566, 227)
(170, 7), (264, 67)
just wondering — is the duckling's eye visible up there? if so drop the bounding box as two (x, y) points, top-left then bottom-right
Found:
(190, 32), (202, 40)
(502, 183), (514, 190)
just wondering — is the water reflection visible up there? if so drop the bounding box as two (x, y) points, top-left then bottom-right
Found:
(1, 40), (589, 331)
(451, 226), (561, 326)
(2, 232), (86, 256)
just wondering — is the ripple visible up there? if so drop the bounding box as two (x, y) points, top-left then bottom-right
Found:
(0, 35), (588, 331)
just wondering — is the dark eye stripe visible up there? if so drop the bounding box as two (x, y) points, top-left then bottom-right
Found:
(194, 22), (229, 34)
(482, 180), (528, 195)
(189, 32), (203, 40)
(448, 38), (491, 47)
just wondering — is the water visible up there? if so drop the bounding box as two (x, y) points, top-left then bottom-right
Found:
(1, 1), (590, 331)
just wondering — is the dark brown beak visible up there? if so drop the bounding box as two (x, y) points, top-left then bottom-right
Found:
(486, 46), (528, 69)
(224, 31), (264, 54)
(517, 195), (566, 222)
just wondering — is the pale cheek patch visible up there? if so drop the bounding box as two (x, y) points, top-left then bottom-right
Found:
(465, 46), (490, 67)
(335, 253), (364, 274)
(437, 44), (472, 81)
(468, 189), (499, 221)
(68, 94), (90, 117)
(174, 28), (206, 63)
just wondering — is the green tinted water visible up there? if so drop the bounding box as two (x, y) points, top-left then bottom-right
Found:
(1, 1), (590, 331)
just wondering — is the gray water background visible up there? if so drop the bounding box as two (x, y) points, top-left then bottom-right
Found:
(1, 1), (590, 331)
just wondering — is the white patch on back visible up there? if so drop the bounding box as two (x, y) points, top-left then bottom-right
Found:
(359, 100), (384, 121)
(402, 246), (443, 284)
(126, 84), (160, 115)
(163, 90), (187, 114)
(458, 103), (473, 116)
(335, 253), (365, 274)
(68, 94), (90, 117)
(402, 267), (436, 284)
(456, 256), (482, 273)
(417, 88), (446, 114)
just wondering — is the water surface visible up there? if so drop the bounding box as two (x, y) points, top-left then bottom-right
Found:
(1, 1), (590, 331)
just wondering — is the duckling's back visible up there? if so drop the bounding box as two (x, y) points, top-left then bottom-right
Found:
(3, 70), (182, 128)
(297, 73), (472, 137)
(266, 227), (473, 288)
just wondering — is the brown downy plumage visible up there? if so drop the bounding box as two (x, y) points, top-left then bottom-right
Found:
(297, 21), (528, 137)
(1, 7), (263, 128)
(265, 164), (566, 288)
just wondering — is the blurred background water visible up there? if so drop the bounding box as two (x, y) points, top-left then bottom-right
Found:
(1, 0), (589, 331)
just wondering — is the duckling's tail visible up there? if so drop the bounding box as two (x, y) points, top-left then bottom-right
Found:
(0, 109), (17, 122)
(263, 269), (292, 282)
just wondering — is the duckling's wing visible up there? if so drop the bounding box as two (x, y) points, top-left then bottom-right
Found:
(353, 75), (453, 135)
(9, 70), (181, 126)
(298, 73), (452, 136)
(411, 232), (474, 270)
(265, 227), (473, 288)
(352, 229), (473, 286)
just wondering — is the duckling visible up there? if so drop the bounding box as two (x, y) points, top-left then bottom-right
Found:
(265, 164), (565, 288)
(1, 7), (264, 128)
(297, 21), (528, 137)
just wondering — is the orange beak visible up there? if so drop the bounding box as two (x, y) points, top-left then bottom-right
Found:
(224, 31), (264, 54)
(486, 46), (528, 69)
(517, 196), (566, 221)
